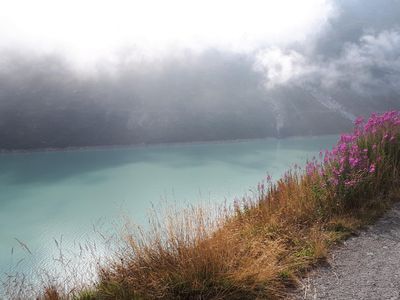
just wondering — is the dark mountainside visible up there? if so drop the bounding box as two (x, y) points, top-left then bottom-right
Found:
(1, 0), (400, 150)
(0, 52), (354, 150)
(1, 49), (399, 150)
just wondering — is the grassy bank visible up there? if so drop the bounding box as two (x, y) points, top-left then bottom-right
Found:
(5, 111), (400, 299)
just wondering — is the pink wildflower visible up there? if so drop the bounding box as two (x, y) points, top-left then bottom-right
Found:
(369, 164), (376, 173)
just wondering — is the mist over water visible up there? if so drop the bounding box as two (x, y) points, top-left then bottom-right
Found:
(0, 136), (337, 276)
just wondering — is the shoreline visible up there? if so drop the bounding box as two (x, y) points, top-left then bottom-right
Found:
(0, 133), (340, 155)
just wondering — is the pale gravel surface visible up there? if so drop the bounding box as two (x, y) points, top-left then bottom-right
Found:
(293, 202), (400, 300)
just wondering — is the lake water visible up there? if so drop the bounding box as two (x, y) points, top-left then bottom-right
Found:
(0, 136), (338, 278)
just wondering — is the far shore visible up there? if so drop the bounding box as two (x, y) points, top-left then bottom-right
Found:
(0, 133), (340, 155)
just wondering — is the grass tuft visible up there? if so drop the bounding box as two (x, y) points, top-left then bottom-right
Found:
(4, 110), (400, 299)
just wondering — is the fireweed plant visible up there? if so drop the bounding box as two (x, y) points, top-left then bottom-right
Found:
(304, 111), (400, 212)
(5, 111), (400, 300)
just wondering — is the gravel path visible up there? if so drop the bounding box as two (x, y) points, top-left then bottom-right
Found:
(294, 202), (400, 300)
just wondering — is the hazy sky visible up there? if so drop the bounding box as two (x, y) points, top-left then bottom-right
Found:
(0, 0), (334, 68)
(1, 0), (400, 95)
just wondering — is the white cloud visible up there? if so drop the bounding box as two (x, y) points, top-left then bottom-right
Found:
(0, 0), (334, 67)
(255, 29), (400, 94)
(323, 30), (400, 93)
(254, 48), (314, 89)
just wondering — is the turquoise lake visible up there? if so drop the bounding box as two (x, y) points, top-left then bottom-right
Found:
(0, 135), (338, 278)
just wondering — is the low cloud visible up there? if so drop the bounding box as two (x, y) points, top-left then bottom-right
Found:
(255, 29), (400, 97)
(254, 48), (315, 89)
(323, 30), (400, 94)
(0, 0), (334, 68)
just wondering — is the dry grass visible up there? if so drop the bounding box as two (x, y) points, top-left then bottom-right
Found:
(3, 111), (400, 299)
(84, 174), (398, 299)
